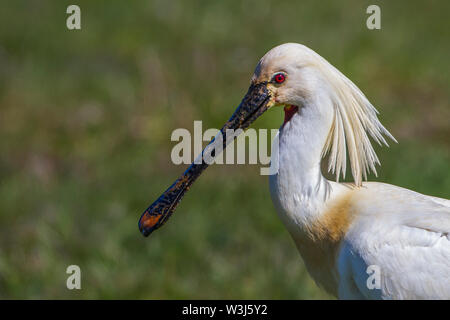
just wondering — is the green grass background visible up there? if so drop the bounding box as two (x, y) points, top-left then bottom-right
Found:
(0, 0), (448, 299)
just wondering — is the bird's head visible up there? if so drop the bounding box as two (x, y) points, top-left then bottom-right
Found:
(251, 43), (323, 109)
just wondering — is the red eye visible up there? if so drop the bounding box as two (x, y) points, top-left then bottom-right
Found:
(274, 73), (286, 84)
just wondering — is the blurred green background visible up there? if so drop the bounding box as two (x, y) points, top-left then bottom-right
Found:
(0, 0), (448, 299)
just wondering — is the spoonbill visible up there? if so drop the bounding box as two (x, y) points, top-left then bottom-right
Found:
(139, 43), (450, 299)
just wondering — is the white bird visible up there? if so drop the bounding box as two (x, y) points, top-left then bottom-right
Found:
(139, 43), (450, 300)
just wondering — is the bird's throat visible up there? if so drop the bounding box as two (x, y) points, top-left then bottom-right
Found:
(283, 105), (299, 126)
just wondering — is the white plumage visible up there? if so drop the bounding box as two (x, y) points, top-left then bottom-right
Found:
(260, 43), (450, 299)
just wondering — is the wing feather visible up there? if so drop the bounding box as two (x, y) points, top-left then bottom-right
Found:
(337, 182), (450, 299)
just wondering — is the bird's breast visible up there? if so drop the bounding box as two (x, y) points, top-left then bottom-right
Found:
(269, 168), (357, 296)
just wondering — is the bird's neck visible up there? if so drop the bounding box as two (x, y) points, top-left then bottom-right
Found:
(269, 94), (347, 296)
(281, 99), (332, 190)
(271, 94), (334, 223)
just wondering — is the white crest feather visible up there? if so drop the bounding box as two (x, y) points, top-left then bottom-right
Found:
(311, 51), (397, 186)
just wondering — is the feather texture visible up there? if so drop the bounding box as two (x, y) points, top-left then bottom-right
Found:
(310, 50), (398, 186)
